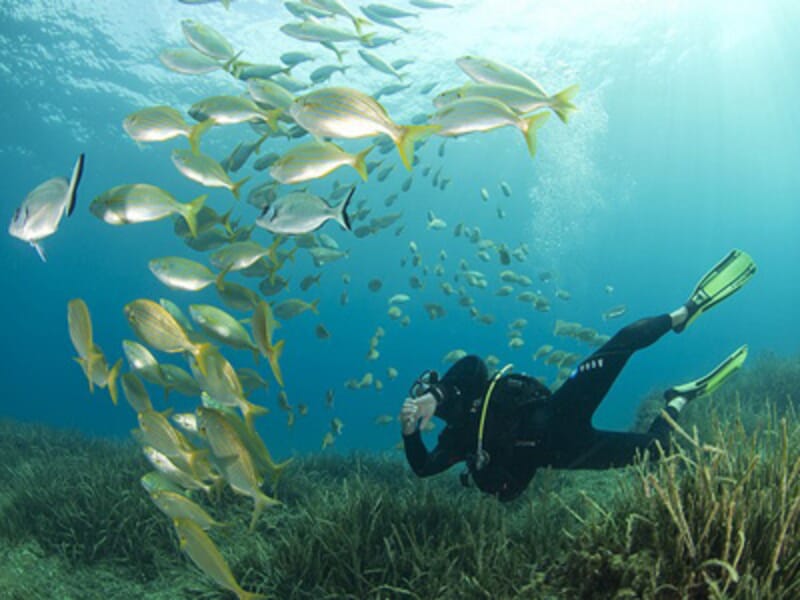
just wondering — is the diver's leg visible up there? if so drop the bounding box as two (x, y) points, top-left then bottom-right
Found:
(550, 314), (673, 426)
(558, 342), (749, 470)
(563, 406), (680, 469)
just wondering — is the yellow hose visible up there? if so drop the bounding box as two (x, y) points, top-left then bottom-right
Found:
(475, 363), (513, 469)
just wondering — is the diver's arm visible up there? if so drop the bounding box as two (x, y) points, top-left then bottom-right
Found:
(403, 426), (464, 477)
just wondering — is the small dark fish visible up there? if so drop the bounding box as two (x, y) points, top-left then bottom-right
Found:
(353, 225), (373, 238)
(300, 273), (322, 291)
(252, 152), (280, 171)
(602, 304), (627, 321)
(418, 82), (437, 94)
(391, 58), (414, 70)
(377, 165), (395, 181)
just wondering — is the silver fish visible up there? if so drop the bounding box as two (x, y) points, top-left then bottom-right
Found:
(8, 153), (84, 261)
(257, 188), (354, 235)
(159, 48), (222, 75)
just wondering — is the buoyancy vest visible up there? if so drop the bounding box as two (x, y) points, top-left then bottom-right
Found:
(464, 372), (553, 497)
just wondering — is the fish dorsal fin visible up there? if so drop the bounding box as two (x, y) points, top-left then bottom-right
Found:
(66, 153), (85, 217)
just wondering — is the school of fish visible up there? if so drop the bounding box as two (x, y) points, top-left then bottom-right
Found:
(6, 1), (619, 597)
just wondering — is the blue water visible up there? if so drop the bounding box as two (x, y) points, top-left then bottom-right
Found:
(1, 0), (799, 457)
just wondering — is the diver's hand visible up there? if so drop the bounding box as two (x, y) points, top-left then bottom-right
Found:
(400, 392), (436, 435)
(400, 398), (419, 435)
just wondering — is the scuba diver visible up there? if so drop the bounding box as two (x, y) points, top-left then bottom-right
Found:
(400, 249), (757, 501)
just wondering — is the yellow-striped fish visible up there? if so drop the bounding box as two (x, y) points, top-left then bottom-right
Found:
(289, 87), (438, 170)
(270, 141), (373, 184)
(171, 149), (250, 200)
(189, 304), (258, 356)
(67, 299), (121, 404)
(251, 301), (285, 388)
(431, 97), (550, 157)
(149, 257), (220, 292)
(150, 490), (226, 530)
(173, 518), (267, 600)
(123, 299), (213, 375)
(121, 372), (153, 413)
(196, 407), (280, 530)
(193, 349), (268, 430)
(90, 184), (206, 238)
(123, 106), (200, 150)
(181, 20), (236, 62)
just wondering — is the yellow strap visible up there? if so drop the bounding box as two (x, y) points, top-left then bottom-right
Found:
(477, 363), (513, 456)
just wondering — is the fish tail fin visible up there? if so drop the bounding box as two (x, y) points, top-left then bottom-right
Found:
(222, 0), (231, 8)
(186, 448), (207, 476)
(107, 358), (122, 406)
(395, 124), (440, 171)
(262, 109), (282, 132)
(239, 591), (269, 600)
(248, 491), (280, 532)
(66, 153), (85, 217)
(309, 299), (320, 314)
(214, 264), (232, 292)
(243, 400), (269, 431)
(193, 342), (214, 378)
(353, 17), (371, 34)
(222, 50), (244, 73)
(267, 339), (285, 388)
(550, 84), (579, 124)
(337, 186), (355, 231)
(220, 208), (234, 235)
(231, 176), (251, 201)
(253, 130), (271, 154)
(188, 119), (214, 155)
(321, 41), (346, 63)
(352, 145), (373, 181)
(359, 31), (377, 45)
(273, 338), (285, 360)
(265, 235), (283, 267)
(181, 194), (207, 238)
(270, 456), (294, 485)
(265, 265), (278, 287)
(272, 454), (294, 471)
(521, 112), (551, 158)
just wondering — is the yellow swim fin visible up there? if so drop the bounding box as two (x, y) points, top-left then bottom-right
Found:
(665, 344), (748, 401)
(676, 249), (757, 332)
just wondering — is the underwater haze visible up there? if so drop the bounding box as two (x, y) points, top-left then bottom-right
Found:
(4, 1), (800, 598)
(2, 2), (800, 461)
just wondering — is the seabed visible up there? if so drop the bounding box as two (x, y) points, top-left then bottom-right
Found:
(1, 353), (799, 599)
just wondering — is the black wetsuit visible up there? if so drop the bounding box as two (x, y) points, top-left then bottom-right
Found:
(403, 314), (678, 501)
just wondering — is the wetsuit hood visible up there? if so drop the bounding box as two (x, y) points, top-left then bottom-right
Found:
(434, 387), (471, 424)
